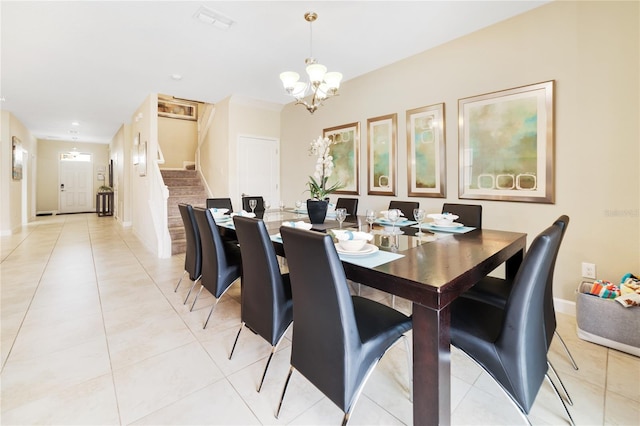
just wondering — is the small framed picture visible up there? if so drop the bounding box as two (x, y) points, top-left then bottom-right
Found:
(406, 103), (446, 198)
(367, 113), (397, 196)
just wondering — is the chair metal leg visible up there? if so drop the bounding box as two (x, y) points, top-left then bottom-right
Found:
(275, 366), (294, 419)
(403, 334), (413, 402)
(183, 276), (200, 305)
(548, 360), (573, 406)
(545, 373), (576, 426)
(203, 298), (220, 329)
(257, 348), (276, 393)
(229, 322), (245, 360)
(175, 271), (187, 292)
(190, 285), (204, 311)
(555, 330), (579, 370)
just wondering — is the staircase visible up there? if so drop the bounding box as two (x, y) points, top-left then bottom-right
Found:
(161, 169), (208, 255)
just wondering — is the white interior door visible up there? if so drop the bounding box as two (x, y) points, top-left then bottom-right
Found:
(238, 136), (280, 207)
(59, 153), (93, 213)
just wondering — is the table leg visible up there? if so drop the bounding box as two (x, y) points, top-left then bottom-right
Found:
(505, 248), (524, 281)
(412, 302), (451, 425)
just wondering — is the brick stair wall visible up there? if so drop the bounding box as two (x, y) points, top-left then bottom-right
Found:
(161, 169), (208, 255)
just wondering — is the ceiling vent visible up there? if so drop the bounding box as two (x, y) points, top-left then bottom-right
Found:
(194, 6), (235, 30)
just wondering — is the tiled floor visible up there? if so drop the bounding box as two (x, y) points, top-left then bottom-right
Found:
(1, 213), (638, 425)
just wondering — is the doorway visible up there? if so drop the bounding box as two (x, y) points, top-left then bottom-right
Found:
(237, 136), (280, 207)
(59, 152), (93, 213)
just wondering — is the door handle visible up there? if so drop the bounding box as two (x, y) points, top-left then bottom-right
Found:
(60, 184), (65, 192)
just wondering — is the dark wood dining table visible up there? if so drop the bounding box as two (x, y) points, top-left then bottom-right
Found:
(224, 211), (527, 425)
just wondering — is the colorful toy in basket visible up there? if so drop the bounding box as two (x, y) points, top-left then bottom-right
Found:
(587, 280), (621, 299)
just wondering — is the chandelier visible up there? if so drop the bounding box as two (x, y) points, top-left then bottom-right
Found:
(279, 12), (343, 114)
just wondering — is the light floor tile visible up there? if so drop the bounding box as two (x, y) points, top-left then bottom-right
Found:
(112, 341), (225, 424)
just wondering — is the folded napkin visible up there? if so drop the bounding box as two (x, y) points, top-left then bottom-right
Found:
(332, 230), (373, 241)
(380, 209), (405, 218)
(231, 210), (256, 218)
(281, 221), (313, 230)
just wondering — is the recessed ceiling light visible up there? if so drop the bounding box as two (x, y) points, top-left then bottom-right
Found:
(71, 121), (80, 126)
(171, 74), (183, 81)
(194, 6), (235, 30)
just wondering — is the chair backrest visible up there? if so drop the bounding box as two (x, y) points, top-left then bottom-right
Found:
(241, 196), (265, 214)
(192, 207), (241, 298)
(336, 197), (359, 220)
(441, 203), (482, 228)
(388, 200), (419, 219)
(178, 203), (201, 281)
(206, 198), (233, 213)
(498, 222), (563, 412)
(280, 226), (361, 411)
(544, 215), (569, 347)
(233, 216), (292, 345)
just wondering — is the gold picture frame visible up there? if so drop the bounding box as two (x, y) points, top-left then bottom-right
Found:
(458, 80), (555, 203)
(12, 136), (23, 180)
(323, 122), (360, 195)
(158, 99), (197, 121)
(407, 103), (446, 198)
(367, 113), (397, 196)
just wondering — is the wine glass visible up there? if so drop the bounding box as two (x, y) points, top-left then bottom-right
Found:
(365, 209), (376, 232)
(414, 208), (426, 236)
(387, 208), (400, 234)
(279, 200), (285, 212)
(248, 199), (257, 213)
(263, 199), (271, 219)
(335, 208), (347, 229)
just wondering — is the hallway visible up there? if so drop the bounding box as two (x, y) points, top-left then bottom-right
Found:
(1, 214), (638, 425)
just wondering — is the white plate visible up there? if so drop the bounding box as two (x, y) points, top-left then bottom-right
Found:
(335, 243), (379, 256)
(428, 222), (464, 228)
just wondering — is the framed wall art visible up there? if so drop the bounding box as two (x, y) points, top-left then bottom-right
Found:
(367, 113), (397, 196)
(323, 122), (360, 195)
(158, 99), (197, 121)
(12, 136), (23, 180)
(138, 140), (147, 176)
(458, 80), (554, 203)
(406, 103), (446, 198)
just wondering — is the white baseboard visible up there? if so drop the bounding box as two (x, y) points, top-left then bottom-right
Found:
(554, 297), (576, 316)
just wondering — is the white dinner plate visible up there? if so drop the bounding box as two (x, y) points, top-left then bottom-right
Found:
(428, 222), (464, 228)
(335, 243), (379, 256)
(214, 215), (232, 222)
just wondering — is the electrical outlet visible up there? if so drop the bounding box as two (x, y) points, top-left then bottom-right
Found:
(581, 262), (596, 279)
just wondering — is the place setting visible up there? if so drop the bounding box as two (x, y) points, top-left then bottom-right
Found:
(331, 229), (405, 268)
(414, 213), (477, 234)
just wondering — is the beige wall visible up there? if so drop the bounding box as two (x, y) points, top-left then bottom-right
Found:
(1, 111), (37, 234)
(35, 140), (109, 214)
(199, 96), (282, 210)
(158, 116), (197, 169)
(280, 1), (640, 302)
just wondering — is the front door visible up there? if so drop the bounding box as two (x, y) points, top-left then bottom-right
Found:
(59, 152), (93, 213)
(238, 136), (280, 208)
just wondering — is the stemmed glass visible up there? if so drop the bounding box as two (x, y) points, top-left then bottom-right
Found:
(387, 208), (400, 234)
(263, 199), (271, 219)
(335, 208), (347, 229)
(279, 200), (285, 212)
(248, 199), (257, 214)
(413, 208), (426, 236)
(366, 209), (376, 232)
(295, 200), (303, 217)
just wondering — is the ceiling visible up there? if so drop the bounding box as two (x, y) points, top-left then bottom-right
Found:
(1, 1), (549, 144)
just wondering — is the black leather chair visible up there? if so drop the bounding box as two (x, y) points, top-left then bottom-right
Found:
(335, 197), (358, 222)
(388, 200), (419, 220)
(450, 220), (574, 425)
(277, 226), (412, 425)
(230, 216), (293, 392)
(191, 207), (242, 329)
(206, 197), (233, 213)
(241, 196), (265, 216)
(461, 216), (576, 403)
(441, 203), (482, 228)
(175, 204), (202, 302)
